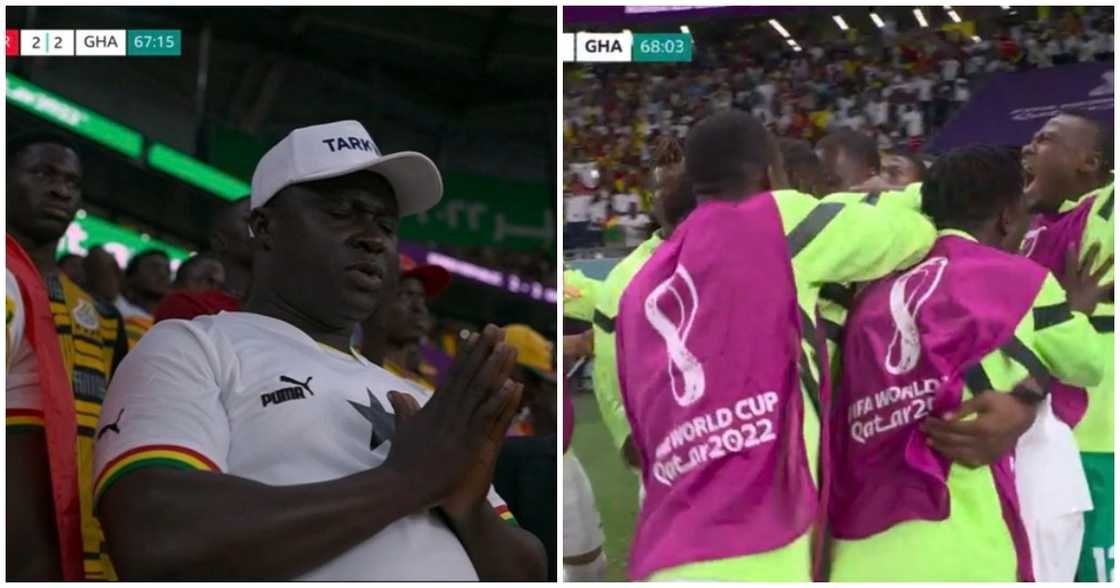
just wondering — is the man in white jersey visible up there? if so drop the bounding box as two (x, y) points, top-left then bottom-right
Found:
(93, 120), (547, 580)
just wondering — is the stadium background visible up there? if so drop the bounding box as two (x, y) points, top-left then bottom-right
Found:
(563, 5), (1114, 580)
(7, 5), (557, 344)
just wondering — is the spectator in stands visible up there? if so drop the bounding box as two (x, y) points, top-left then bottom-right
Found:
(153, 198), (250, 324)
(208, 197), (253, 300)
(83, 246), (122, 307)
(172, 253), (225, 292)
(57, 253), (86, 287)
(6, 131), (128, 580)
(115, 249), (170, 348)
(817, 129), (882, 193)
(504, 324), (557, 437)
(617, 202), (651, 248)
(375, 254), (451, 390)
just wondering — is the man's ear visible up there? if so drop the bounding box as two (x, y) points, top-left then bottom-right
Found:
(1079, 149), (1103, 178)
(248, 208), (271, 250)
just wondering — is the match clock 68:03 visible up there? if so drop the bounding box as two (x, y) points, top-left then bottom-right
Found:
(632, 33), (692, 63)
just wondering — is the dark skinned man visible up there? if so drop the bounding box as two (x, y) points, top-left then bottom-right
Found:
(880, 149), (926, 187)
(1019, 110), (1114, 582)
(82, 246), (123, 308)
(171, 253), (226, 292)
(153, 197), (251, 323)
(613, 111), (937, 581)
(817, 129), (882, 195)
(115, 248), (171, 348)
(375, 254), (451, 389)
(58, 253), (86, 287)
(830, 145), (1102, 581)
(93, 120), (546, 580)
(6, 131), (128, 580)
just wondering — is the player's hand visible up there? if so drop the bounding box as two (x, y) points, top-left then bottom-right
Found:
(382, 325), (518, 508)
(1060, 242), (1113, 315)
(919, 382), (1040, 468)
(563, 330), (594, 359)
(440, 379), (523, 521)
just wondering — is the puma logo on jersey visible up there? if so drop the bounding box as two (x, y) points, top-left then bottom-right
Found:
(261, 375), (315, 407)
(97, 408), (124, 439)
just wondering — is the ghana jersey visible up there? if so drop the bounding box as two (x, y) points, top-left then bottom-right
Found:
(6, 271), (127, 580)
(562, 233), (663, 452)
(93, 311), (515, 581)
(383, 358), (436, 392)
(644, 189), (936, 581)
(114, 296), (153, 349)
(829, 229), (1101, 582)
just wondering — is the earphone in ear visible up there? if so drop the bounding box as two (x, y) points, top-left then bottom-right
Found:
(248, 226), (255, 238)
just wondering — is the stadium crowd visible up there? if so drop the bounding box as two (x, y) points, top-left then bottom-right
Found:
(563, 6), (1114, 250)
(7, 121), (556, 580)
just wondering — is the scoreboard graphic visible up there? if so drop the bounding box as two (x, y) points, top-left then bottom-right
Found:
(6, 29), (181, 56)
(562, 31), (692, 63)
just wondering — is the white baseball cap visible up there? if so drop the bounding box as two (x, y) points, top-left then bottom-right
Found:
(250, 120), (443, 216)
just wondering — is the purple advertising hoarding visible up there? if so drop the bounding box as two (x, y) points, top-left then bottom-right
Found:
(927, 62), (1114, 153)
(399, 241), (557, 305)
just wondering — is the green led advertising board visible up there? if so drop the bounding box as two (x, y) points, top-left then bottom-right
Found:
(6, 73), (144, 158)
(56, 211), (192, 270)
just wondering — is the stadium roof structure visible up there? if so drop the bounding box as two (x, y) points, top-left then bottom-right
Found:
(6, 5), (555, 252)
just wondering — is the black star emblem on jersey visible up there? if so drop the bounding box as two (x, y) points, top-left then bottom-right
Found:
(348, 389), (396, 451)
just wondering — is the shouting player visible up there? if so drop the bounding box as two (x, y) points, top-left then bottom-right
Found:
(1020, 110), (1115, 582)
(93, 120), (546, 580)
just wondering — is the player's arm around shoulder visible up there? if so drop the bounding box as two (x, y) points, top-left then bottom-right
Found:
(1028, 273), (1105, 388)
(774, 188), (936, 286)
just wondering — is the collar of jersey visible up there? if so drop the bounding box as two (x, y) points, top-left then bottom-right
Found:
(936, 228), (978, 242)
(218, 311), (371, 366)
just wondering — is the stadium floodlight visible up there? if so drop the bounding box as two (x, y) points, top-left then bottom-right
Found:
(869, 12), (885, 29)
(913, 8), (928, 28)
(768, 19), (791, 38)
(946, 8), (962, 23)
(833, 15), (850, 32)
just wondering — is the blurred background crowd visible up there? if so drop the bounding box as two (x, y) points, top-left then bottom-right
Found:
(563, 5), (1114, 254)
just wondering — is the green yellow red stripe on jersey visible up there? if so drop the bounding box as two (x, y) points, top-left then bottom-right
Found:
(94, 444), (220, 504)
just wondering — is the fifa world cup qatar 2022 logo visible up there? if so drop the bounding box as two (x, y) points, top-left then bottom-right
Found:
(885, 257), (948, 376)
(644, 265), (706, 407)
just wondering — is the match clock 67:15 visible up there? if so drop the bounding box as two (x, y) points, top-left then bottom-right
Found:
(127, 29), (181, 56)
